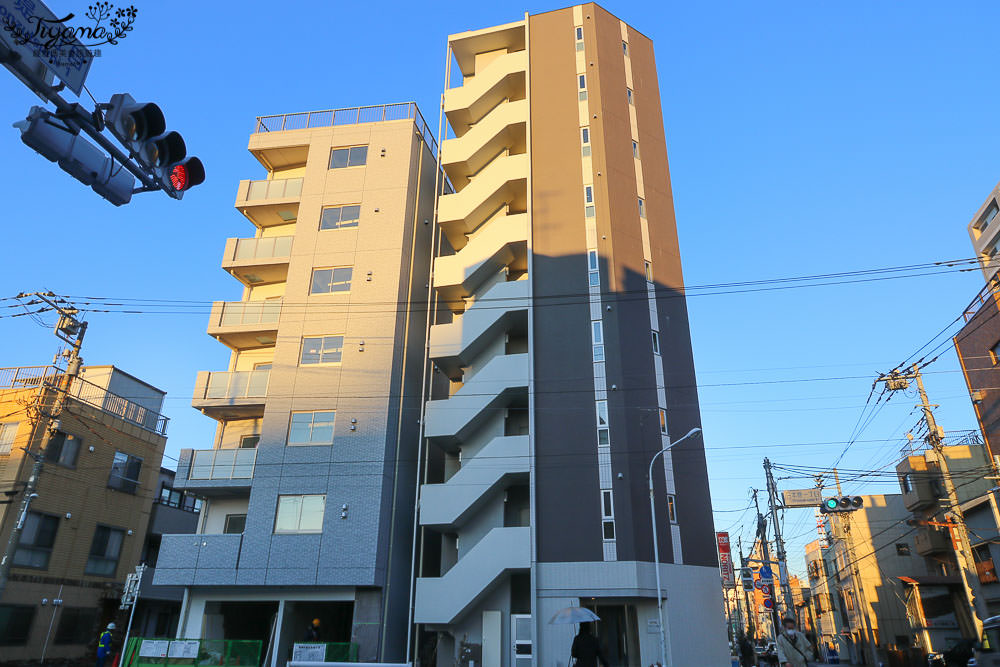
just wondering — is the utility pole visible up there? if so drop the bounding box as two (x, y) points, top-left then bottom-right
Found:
(764, 458), (794, 615)
(880, 365), (986, 638)
(753, 489), (779, 640)
(0, 294), (86, 597)
(738, 535), (755, 640)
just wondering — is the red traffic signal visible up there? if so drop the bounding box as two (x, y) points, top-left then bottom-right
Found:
(167, 157), (205, 194)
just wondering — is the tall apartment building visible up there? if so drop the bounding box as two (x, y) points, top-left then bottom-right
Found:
(155, 103), (437, 663)
(0, 364), (168, 660)
(957, 181), (1000, 461)
(413, 5), (724, 665)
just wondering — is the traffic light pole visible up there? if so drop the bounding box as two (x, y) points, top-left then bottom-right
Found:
(0, 295), (86, 598)
(738, 536), (756, 640)
(753, 490), (780, 640)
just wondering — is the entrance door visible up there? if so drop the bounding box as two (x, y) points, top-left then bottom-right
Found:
(511, 614), (532, 667)
(584, 604), (641, 667)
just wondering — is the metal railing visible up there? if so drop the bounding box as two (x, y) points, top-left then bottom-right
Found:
(217, 300), (282, 327)
(245, 177), (302, 201)
(0, 366), (169, 435)
(189, 448), (257, 480)
(964, 278), (1000, 322)
(232, 235), (293, 261)
(253, 101), (438, 154)
(202, 370), (270, 400)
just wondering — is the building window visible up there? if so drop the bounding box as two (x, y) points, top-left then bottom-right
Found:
(578, 74), (588, 101)
(288, 411), (336, 445)
(978, 201), (999, 232)
(991, 339), (1000, 365)
(622, 40), (629, 56)
(596, 401), (609, 428)
(85, 525), (125, 576)
(0, 604), (35, 646)
(592, 321), (605, 362)
(652, 330), (661, 355)
(597, 428), (610, 445)
(659, 408), (668, 434)
(159, 485), (183, 508)
(895, 542), (911, 556)
(584, 185), (593, 204)
(644, 261), (653, 282)
(329, 146), (367, 169)
(638, 197), (646, 218)
(274, 494), (325, 533)
(300, 336), (344, 365)
(320, 204), (361, 230)
(46, 431), (80, 467)
(13, 512), (58, 569)
(602, 489), (614, 519)
(581, 127), (591, 156)
(626, 88), (634, 105)
(54, 607), (98, 645)
(575, 26), (583, 40)
(667, 494), (678, 523)
(632, 140), (639, 159)
(588, 250), (600, 286)
(0, 422), (17, 456)
(108, 451), (142, 494)
(602, 520), (615, 540)
(900, 473), (912, 493)
(310, 267), (353, 294)
(223, 514), (247, 534)
(240, 435), (260, 449)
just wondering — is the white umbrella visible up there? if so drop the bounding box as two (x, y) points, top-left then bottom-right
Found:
(549, 607), (601, 624)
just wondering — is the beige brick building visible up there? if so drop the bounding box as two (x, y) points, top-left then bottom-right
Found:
(0, 364), (168, 660)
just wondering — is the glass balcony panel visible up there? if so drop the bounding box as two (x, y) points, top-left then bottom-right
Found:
(233, 449), (256, 478)
(212, 450), (236, 478)
(247, 369), (269, 397)
(284, 179), (302, 197)
(205, 373), (230, 399)
(191, 450), (215, 479)
(187, 448), (257, 481)
(248, 181), (268, 200)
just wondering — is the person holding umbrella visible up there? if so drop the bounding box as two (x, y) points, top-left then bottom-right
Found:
(571, 624), (608, 667)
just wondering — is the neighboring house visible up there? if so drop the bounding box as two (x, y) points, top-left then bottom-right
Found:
(0, 364), (168, 661)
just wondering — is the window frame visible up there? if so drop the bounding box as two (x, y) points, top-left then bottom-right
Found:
(240, 434), (260, 449)
(12, 511), (59, 570)
(107, 451), (142, 495)
(632, 140), (639, 159)
(991, 339), (1000, 365)
(644, 261), (653, 283)
(622, 40), (629, 56)
(84, 524), (126, 577)
(667, 494), (678, 523)
(274, 494), (326, 534)
(638, 197), (646, 218)
(299, 336), (345, 366)
(47, 431), (80, 468)
(659, 408), (668, 435)
(592, 321), (605, 362)
(895, 542), (911, 556)
(651, 330), (661, 355)
(310, 266), (353, 295)
(287, 410), (336, 446)
(0, 422), (18, 456)
(329, 145), (368, 169)
(581, 127), (591, 156)
(596, 401), (609, 428)
(626, 88), (634, 105)
(319, 204), (362, 231)
(53, 607), (98, 645)
(0, 604), (36, 646)
(223, 514), (247, 535)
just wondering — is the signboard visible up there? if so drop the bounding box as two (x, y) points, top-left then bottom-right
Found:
(0, 0), (93, 94)
(741, 567), (754, 592)
(646, 619), (660, 634)
(139, 640), (169, 658)
(782, 488), (823, 508)
(716, 532), (736, 588)
(292, 644), (327, 662)
(758, 565), (774, 582)
(167, 641), (200, 659)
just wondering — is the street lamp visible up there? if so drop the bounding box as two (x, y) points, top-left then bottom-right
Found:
(648, 426), (702, 667)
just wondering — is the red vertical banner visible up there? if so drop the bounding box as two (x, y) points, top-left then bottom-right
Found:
(716, 531), (735, 588)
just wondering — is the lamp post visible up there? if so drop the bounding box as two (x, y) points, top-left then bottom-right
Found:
(648, 426), (702, 667)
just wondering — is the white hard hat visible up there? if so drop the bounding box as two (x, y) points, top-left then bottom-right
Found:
(107, 623), (116, 630)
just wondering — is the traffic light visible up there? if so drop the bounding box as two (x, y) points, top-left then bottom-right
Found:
(14, 106), (134, 206)
(104, 93), (204, 199)
(819, 496), (864, 513)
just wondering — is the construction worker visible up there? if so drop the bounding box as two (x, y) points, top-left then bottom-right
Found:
(303, 618), (321, 642)
(96, 623), (115, 667)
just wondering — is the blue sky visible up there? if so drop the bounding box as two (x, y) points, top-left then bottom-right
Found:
(1, 0), (998, 578)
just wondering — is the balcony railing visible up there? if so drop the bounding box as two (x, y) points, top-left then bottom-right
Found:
(978, 558), (999, 585)
(232, 236), (293, 261)
(218, 300), (282, 327)
(246, 177), (302, 201)
(964, 279), (1000, 322)
(202, 370), (269, 400)
(190, 448), (257, 480)
(0, 366), (169, 435)
(253, 102), (438, 154)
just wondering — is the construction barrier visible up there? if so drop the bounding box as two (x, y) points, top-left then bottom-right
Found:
(122, 637), (263, 667)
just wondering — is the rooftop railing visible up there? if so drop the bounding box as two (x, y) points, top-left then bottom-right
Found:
(0, 366), (169, 435)
(253, 102), (438, 155)
(963, 278), (1000, 322)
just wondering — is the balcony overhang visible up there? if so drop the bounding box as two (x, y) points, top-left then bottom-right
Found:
(449, 21), (526, 77)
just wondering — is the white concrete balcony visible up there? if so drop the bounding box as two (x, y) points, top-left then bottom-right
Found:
(445, 50), (527, 136)
(437, 153), (527, 251)
(420, 435), (528, 529)
(442, 100), (527, 189)
(434, 213), (528, 304)
(424, 353), (528, 443)
(207, 299), (282, 349)
(429, 280), (529, 378)
(221, 236), (292, 286)
(235, 177), (302, 227)
(414, 526), (530, 625)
